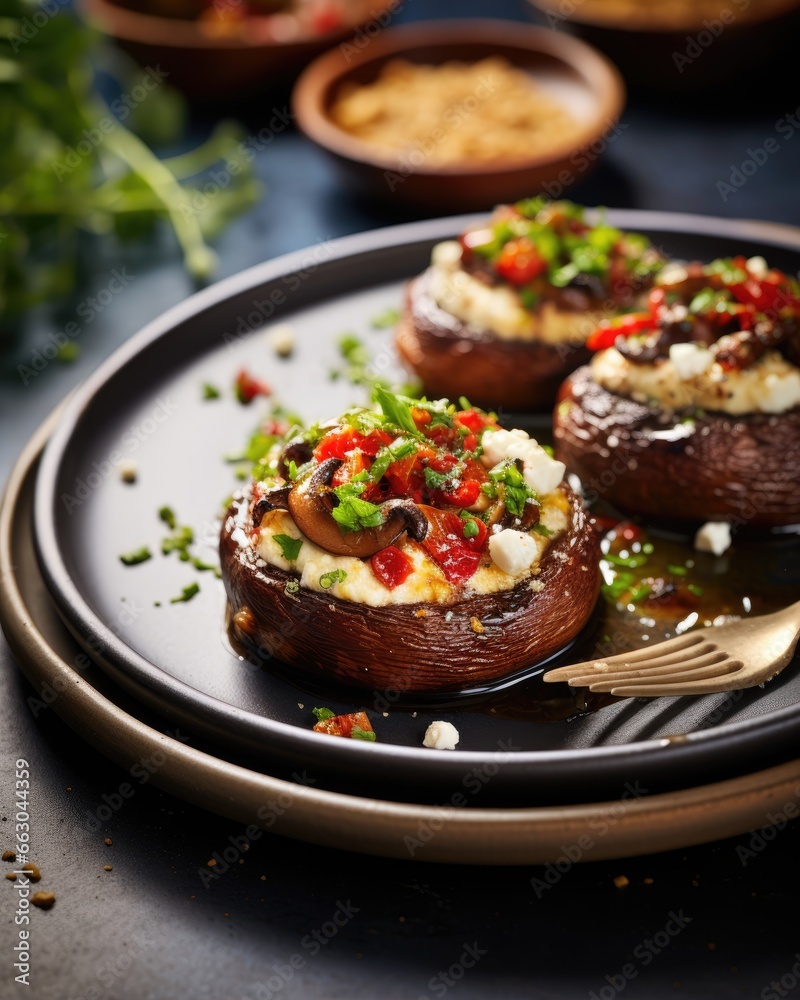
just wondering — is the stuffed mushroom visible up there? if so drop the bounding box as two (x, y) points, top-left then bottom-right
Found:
(220, 387), (600, 693)
(554, 254), (800, 526)
(396, 197), (664, 412)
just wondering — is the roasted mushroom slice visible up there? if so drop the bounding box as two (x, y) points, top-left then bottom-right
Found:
(287, 458), (428, 557)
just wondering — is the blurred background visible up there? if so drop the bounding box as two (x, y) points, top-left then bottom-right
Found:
(3, 0), (800, 467)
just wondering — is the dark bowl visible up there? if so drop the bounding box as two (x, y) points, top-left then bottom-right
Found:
(527, 0), (800, 94)
(79, 0), (397, 102)
(291, 18), (626, 210)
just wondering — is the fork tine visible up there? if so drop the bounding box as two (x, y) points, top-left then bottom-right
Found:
(542, 632), (706, 682)
(584, 658), (745, 694)
(563, 649), (727, 687)
(603, 662), (751, 697)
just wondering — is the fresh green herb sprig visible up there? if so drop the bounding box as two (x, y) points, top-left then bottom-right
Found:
(331, 476), (385, 533)
(482, 460), (539, 518)
(0, 4), (261, 316)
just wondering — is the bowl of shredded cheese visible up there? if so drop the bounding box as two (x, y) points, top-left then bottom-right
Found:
(292, 19), (625, 209)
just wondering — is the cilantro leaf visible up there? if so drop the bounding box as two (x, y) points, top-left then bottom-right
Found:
(274, 534), (302, 561)
(351, 727), (377, 741)
(312, 707), (335, 722)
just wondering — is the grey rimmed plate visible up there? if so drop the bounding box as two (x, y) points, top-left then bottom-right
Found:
(31, 211), (800, 807)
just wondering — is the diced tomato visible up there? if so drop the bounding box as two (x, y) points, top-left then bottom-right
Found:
(421, 507), (483, 584)
(586, 312), (656, 351)
(495, 238), (547, 286)
(440, 479), (481, 507)
(235, 369), (271, 404)
(454, 408), (489, 432)
(371, 546), (414, 590)
(462, 433), (478, 453)
(313, 427), (392, 462)
(313, 710), (373, 738)
(729, 273), (800, 313)
(331, 451), (370, 489)
(383, 448), (433, 503)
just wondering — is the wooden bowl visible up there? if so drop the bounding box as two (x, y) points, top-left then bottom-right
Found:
(291, 19), (626, 210)
(79, 0), (396, 101)
(527, 0), (800, 93)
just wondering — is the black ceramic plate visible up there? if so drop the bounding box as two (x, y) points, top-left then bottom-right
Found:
(33, 211), (800, 807)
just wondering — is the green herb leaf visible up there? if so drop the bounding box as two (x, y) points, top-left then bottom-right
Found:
(119, 546), (152, 566)
(370, 307), (401, 329)
(373, 385), (419, 437)
(202, 382), (221, 400)
(351, 727), (377, 742)
(312, 707), (335, 722)
(331, 481), (385, 533)
(487, 460), (538, 517)
(532, 523), (553, 537)
(274, 534), (302, 561)
(319, 569), (347, 589)
(424, 466), (451, 490)
(159, 506), (177, 530)
(170, 582), (200, 603)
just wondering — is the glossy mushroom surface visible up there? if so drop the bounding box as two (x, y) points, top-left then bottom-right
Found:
(554, 366), (800, 527)
(396, 271), (591, 413)
(219, 484), (601, 693)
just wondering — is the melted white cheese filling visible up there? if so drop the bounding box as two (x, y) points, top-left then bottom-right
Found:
(427, 240), (599, 344)
(254, 492), (569, 607)
(592, 346), (800, 415)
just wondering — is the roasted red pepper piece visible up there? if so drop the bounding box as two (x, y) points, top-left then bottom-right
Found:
(313, 710), (374, 738)
(371, 546), (414, 590)
(495, 238), (547, 286)
(586, 312), (657, 351)
(422, 508), (484, 584)
(235, 369), (271, 404)
(314, 427), (392, 462)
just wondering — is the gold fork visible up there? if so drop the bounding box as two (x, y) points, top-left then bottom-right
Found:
(542, 600), (800, 697)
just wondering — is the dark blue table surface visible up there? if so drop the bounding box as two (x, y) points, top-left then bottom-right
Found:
(2, 2), (800, 998)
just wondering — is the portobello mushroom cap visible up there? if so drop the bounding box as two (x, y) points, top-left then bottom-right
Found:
(553, 365), (800, 527)
(219, 483), (600, 693)
(395, 270), (591, 413)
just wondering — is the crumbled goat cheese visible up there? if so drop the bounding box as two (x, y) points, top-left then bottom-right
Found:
(423, 721), (460, 750)
(694, 521), (731, 556)
(119, 460), (138, 483)
(488, 529), (539, 577)
(266, 323), (295, 357)
(668, 342), (713, 381)
(480, 428), (565, 496)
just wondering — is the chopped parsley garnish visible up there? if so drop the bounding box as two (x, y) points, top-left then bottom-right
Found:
(159, 506), (177, 530)
(274, 534), (302, 561)
(370, 307), (401, 329)
(191, 557), (219, 573)
(119, 546), (152, 566)
(373, 385), (419, 437)
(161, 525), (194, 556)
(319, 569), (347, 589)
(312, 707), (335, 722)
(532, 523), (553, 537)
(170, 582), (200, 603)
(351, 727), (376, 741)
(483, 460), (538, 517)
(369, 438), (416, 482)
(332, 479), (385, 533)
(424, 466), (452, 490)
(202, 383), (221, 400)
